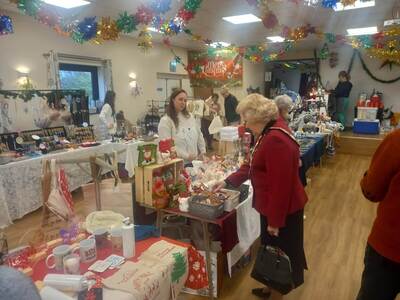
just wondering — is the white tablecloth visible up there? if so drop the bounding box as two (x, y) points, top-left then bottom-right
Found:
(0, 141), (145, 228)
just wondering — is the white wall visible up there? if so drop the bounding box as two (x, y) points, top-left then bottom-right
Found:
(320, 45), (400, 126)
(0, 12), (188, 124)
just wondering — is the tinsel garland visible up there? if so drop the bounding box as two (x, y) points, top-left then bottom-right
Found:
(0, 89), (85, 102)
(347, 50), (400, 84)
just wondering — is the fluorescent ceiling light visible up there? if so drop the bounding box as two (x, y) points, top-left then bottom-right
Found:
(210, 42), (231, 48)
(346, 26), (378, 36)
(334, 0), (375, 11)
(43, 0), (90, 9)
(266, 36), (285, 43)
(222, 14), (261, 24)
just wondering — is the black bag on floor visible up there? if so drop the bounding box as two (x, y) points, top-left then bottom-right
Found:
(251, 244), (294, 295)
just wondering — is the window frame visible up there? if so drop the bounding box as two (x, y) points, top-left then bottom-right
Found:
(59, 63), (100, 103)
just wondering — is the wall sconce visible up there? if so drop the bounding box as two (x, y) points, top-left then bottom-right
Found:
(129, 72), (137, 88)
(16, 67), (33, 90)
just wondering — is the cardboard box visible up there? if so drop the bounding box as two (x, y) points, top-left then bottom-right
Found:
(135, 158), (184, 208)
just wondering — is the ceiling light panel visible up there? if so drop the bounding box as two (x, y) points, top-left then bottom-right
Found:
(346, 26), (378, 36)
(222, 14), (262, 24)
(43, 0), (90, 9)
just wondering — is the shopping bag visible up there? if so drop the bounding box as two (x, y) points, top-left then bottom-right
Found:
(208, 116), (223, 135)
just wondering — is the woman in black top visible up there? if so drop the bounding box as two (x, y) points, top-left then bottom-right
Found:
(335, 71), (352, 126)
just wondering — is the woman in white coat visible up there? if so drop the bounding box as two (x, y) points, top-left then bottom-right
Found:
(98, 91), (116, 140)
(158, 89), (206, 166)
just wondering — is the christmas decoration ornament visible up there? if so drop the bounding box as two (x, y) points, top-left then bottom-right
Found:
(97, 17), (119, 41)
(17, 0), (42, 17)
(75, 17), (98, 41)
(184, 0), (203, 12)
(0, 15), (13, 35)
(177, 8), (195, 22)
(151, 0), (172, 14)
(262, 11), (278, 29)
(319, 43), (330, 59)
(36, 10), (60, 27)
(116, 12), (138, 34)
(137, 29), (153, 52)
(135, 5), (154, 25)
(329, 51), (339, 68)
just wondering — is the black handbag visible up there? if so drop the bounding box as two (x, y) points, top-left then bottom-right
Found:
(251, 244), (294, 295)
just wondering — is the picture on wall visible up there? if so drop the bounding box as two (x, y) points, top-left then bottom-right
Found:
(187, 50), (243, 88)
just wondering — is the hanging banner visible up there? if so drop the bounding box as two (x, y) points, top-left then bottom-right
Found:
(187, 50), (243, 88)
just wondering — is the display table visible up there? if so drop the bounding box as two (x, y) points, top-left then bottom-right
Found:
(31, 237), (189, 300)
(0, 140), (146, 228)
(298, 135), (325, 186)
(157, 186), (259, 299)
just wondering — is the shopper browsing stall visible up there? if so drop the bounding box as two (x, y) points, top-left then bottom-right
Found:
(201, 93), (221, 151)
(213, 94), (308, 300)
(275, 94), (294, 123)
(334, 71), (352, 127)
(158, 89), (206, 165)
(221, 87), (240, 125)
(357, 129), (400, 300)
(98, 91), (117, 140)
(115, 110), (134, 139)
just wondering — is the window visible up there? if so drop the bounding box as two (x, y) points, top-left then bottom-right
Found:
(59, 63), (100, 113)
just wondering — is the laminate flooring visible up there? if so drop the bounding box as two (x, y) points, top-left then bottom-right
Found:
(5, 154), (397, 300)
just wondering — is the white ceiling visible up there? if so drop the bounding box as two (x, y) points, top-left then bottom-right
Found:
(1, 0), (398, 50)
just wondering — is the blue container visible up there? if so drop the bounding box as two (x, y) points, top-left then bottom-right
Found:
(353, 119), (380, 134)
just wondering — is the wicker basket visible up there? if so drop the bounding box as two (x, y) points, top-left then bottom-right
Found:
(189, 195), (224, 219)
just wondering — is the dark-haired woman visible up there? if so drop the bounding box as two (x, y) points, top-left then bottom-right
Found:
(99, 91), (116, 140)
(335, 71), (352, 127)
(158, 89), (206, 165)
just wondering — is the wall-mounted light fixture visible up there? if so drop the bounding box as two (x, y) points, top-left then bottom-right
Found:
(129, 72), (137, 88)
(16, 66), (33, 90)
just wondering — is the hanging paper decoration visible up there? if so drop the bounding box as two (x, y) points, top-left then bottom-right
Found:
(321, 0), (338, 8)
(116, 12), (138, 34)
(262, 11), (278, 29)
(329, 51), (339, 68)
(74, 17), (97, 41)
(0, 15), (13, 35)
(17, 0), (42, 17)
(97, 17), (119, 41)
(137, 29), (153, 52)
(151, 0), (172, 14)
(135, 5), (154, 25)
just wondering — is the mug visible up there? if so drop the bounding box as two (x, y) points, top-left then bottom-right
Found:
(79, 238), (97, 263)
(46, 245), (76, 272)
(63, 254), (80, 275)
(89, 228), (109, 248)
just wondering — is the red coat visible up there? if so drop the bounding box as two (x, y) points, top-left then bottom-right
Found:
(226, 117), (308, 228)
(360, 129), (400, 263)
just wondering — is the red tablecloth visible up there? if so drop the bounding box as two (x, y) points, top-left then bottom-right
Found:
(31, 237), (189, 282)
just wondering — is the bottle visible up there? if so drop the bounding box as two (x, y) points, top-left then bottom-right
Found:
(122, 219), (135, 259)
(43, 274), (88, 292)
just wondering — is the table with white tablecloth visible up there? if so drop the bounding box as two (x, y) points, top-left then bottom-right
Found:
(0, 140), (146, 228)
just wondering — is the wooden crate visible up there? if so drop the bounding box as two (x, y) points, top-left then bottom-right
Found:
(135, 158), (184, 208)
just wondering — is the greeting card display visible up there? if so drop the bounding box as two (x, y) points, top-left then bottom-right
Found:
(159, 139), (177, 162)
(138, 144), (157, 167)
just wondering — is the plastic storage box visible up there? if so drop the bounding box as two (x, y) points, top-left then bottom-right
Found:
(353, 119), (380, 134)
(357, 107), (378, 120)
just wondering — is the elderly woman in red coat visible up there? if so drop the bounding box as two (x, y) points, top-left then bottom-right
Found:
(214, 94), (308, 300)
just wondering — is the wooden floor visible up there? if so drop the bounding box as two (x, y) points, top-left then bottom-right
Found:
(4, 153), (398, 300)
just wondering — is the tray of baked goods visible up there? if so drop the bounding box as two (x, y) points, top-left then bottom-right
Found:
(189, 187), (240, 219)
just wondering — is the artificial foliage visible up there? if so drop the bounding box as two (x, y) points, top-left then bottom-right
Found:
(116, 12), (138, 34)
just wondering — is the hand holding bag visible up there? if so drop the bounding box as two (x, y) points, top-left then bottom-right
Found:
(208, 115), (223, 134)
(251, 242), (294, 295)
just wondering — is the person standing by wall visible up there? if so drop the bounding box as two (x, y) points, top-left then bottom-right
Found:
(158, 89), (206, 166)
(201, 93), (221, 151)
(98, 90), (116, 140)
(334, 71), (352, 127)
(221, 87), (240, 126)
(357, 128), (400, 300)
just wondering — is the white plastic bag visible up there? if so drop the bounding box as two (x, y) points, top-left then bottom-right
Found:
(208, 116), (223, 134)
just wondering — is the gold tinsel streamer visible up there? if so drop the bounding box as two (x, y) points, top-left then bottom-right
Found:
(137, 28), (153, 52)
(340, 0), (357, 7)
(384, 27), (400, 36)
(367, 48), (400, 64)
(97, 17), (120, 41)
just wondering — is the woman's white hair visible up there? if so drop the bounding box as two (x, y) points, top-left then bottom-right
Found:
(274, 94), (293, 112)
(236, 94), (278, 124)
